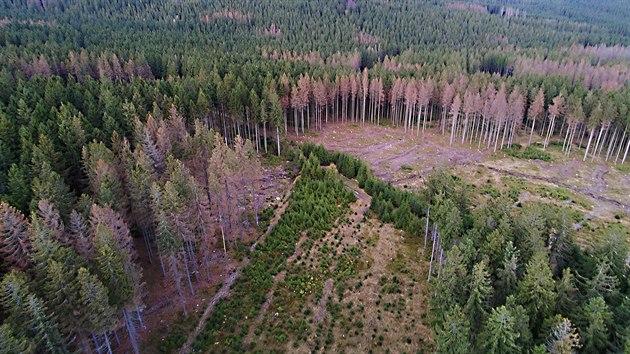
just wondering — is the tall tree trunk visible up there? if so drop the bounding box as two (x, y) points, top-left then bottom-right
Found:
(104, 333), (112, 354)
(92, 334), (104, 354)
(263, 121), (268, 154)
(170, 254), (187, 316)
(223, 178), (234, 244)
(276, 126), (281, 156)
(142, 229), (153, 264)
(80, 333), (94, 354)
(500, 119), (509, 150)
(182, 248), (195, 295)
(461, 112), (469, 144)
(528, 118), (536, 145)
(255, 124), (260, 151)
(578, 125), (586, 149)
(615, 128), (627, 163)
(450, 112), (457, 146)
(597, 125), (611, 158)
(123, 308), (140, 354)
(584, 128), (596, 161)
(605, 127), (618, 161)
(428, 227), (436, 283)
(591, 125), (605, 162)
(622, 135), (630, 164)
(423, 207), (430, 255)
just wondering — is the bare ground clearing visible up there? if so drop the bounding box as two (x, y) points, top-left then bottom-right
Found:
(291, 123), (630, 223)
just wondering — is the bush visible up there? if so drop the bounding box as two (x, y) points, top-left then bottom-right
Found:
(504, 144), (552, 162)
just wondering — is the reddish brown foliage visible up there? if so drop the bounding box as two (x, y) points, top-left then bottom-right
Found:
(0, 202), (31, 271)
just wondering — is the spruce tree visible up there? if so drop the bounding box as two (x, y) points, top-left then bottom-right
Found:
(545, 315), (581, 354)
(0, 271), (32, 328)
(42, 259), (81, 333)
(75, 267), (115, 353)
(556, 268), (579, 318)
(0, 201), (31, 271)
(481, 306), (520, 354)
(581, 296), (613, 353)
(516, 252), (557, 334)
(497, 241), (519, 304)
(465, 260), (493, 331)
(435, 304), (471, 354)
(0, 323), (34, 354)
(23, 293), (68, 354)
(31, 162), (74, 221)
(432, 244), (469, 315)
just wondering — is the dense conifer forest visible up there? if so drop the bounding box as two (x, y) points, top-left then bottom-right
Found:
(1, 0), (630, 353)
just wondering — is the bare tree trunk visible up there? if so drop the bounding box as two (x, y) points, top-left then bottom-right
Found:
(437, 247), (444, 278)
(578, 125), (586, 149)
(428, 226), (436, 283)
(263, 121), (268, 154)
(544, 116), (556, 149)
(104, 333), (112, 354)
(562, 123), (571, 153)
(567, 124), (577, 155)
(450, 112), (457, 146)
(622, 135), (630, 164)
(461, 112), (469, 144)
(423, 207), (430, 254)
(255, 124), (259, 152)
(170, 255), (188, 316)
(591, 125), (605, 162)
(500, 119), (509, 150)
(182, 248), (195, 295)
(605, 127), (618, 161)
(615, 128), (627, 164)
(471, 113), (479, 144)
(123, 309), (140, 354)
(596, 125), (610, 158)
(276, 126), (281, 156)
(142, 229), (153, 264)
(223, 178), (235, 245)
(92, 334), (104, 354)
(584, 128), (596, 161)
(220, 216), (227, 256)
(532, 118), (541, 146)
(80, 333), (94, 354)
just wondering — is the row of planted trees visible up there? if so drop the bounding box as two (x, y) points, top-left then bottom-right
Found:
(0, 105), (263, 353)
(301, 142), (630, 353)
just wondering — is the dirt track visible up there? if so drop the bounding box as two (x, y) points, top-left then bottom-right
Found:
(291, 123), (630, 220)
(178, 177), (296, 353)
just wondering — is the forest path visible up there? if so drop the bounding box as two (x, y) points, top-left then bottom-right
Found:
(178, 178), (297, 354)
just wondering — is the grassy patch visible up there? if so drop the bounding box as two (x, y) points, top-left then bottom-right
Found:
(154, 313), (199, 354)
(400, 164), (414, 172)
(615, 163), (630, 173)
(535, 185), (591, 209)
(503, 144), (552, 162)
